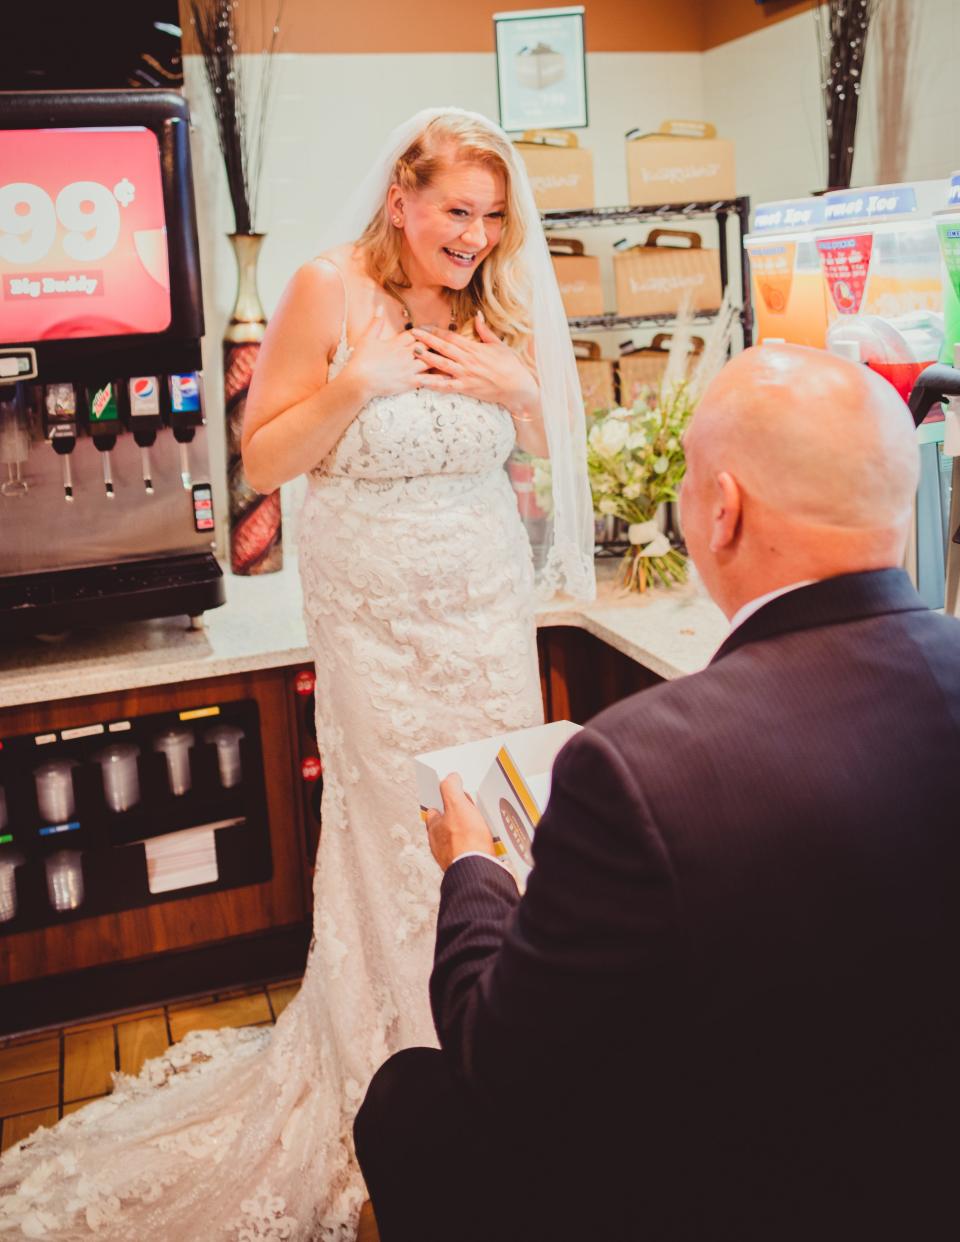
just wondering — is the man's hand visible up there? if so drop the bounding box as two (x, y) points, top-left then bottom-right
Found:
(425, 773), (497, 872)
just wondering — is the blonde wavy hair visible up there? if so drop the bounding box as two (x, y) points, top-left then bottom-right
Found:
(357, 115), (532, 350)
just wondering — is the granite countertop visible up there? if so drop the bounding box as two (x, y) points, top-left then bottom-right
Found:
(0, 560), (728, 710)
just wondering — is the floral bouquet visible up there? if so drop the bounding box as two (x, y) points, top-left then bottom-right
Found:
(580, 288), (741, 593)
(586, 385), (694, 591)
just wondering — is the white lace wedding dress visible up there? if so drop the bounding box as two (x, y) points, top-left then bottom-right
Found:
(0, 288), (543, 1239)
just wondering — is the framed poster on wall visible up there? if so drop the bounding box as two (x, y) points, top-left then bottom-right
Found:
(494, 6), (587, 133)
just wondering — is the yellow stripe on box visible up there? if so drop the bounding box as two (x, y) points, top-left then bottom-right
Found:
(179, 706), (221, 721)
(496, 746), (541, 827)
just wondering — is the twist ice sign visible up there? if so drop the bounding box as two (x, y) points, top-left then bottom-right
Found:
(0, 127), (171, 344)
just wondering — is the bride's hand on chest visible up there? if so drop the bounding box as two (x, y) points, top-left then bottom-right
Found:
(343, 309), (429, 400)
(410, 316), (539, 416)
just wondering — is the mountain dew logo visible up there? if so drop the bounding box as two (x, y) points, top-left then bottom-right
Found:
(90, 384), (117, 420)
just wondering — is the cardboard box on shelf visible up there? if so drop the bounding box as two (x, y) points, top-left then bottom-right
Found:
(617, 332), (704, 406)
(548, 237), (604, 318)
(514, 129), (595, 212)
(414, 720), (582, 891)
(573, 339), (616, 416)
(613, 229), (722, 318)
(626, 119), (735, 208)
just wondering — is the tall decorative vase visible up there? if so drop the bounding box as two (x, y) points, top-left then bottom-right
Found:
(224, 232), (282, 574)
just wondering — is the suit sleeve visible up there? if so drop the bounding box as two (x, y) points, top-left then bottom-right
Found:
(429, 726), (687, 1092)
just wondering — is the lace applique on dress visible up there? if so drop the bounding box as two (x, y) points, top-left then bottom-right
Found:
(0, 264), (543, 1240)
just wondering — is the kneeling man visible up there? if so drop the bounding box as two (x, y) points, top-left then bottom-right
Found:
(355, 346), (959, 1242)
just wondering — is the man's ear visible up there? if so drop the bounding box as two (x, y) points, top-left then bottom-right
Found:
(709, 471), (742, 553)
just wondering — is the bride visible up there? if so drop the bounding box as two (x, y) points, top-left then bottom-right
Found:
(0, 108), (593, 1240)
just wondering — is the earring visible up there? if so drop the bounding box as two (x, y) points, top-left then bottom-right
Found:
(393, 217), (402, 227)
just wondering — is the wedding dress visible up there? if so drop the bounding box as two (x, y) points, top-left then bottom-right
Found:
(0, 278), (544, 1240)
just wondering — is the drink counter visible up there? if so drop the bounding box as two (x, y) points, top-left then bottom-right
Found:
(0, 562), (726, 1033)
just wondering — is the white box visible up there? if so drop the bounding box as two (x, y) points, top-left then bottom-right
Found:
(414, 720), (582, 889)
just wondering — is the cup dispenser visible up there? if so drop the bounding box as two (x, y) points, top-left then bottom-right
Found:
(0, 699), (271, 935)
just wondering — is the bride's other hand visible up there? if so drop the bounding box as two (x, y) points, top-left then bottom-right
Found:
(411, 315), (540, 418)
(344, 308), (429, 400)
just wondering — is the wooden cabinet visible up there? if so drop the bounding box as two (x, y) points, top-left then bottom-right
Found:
(0, 631), (659, 1033)
(0, 668), (310, 1032)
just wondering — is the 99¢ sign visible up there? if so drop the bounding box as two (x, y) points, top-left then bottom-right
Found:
(0, 127), (172, 344)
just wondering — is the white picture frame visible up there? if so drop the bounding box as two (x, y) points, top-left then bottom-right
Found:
(494, 6), (587, 134)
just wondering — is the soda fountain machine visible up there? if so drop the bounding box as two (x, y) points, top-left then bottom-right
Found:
(744, 179), (954, 610)
(0, 89), (224, 639)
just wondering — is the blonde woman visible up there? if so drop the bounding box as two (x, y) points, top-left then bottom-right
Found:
(0, 109), (592, 1240)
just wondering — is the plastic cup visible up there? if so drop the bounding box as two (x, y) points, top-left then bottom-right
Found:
(94, 743), (141, 812)
(153, 729), (195, 796)
(45, 849), (84, 912)
(204, 725), (246, 789)
(34, 761), (77, 824)
(0, 852), (23, 923)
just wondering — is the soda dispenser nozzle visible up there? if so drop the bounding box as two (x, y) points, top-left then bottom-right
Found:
(907, 363), (960, 427)
(43, 383), (79, 502)
(126, 377), (163, 494)
(166, 373), (203, 490)
(84, 381), (122, 498)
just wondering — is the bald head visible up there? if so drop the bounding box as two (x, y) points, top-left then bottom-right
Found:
(689, 345), (919, 528)
(681, 345), (920, 617)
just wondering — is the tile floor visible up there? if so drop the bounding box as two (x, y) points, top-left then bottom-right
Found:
(0, 979), (379, 1238)
(0, 978), (302, 1154)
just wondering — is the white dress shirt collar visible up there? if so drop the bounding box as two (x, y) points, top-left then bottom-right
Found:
(728, 580), (818, 634)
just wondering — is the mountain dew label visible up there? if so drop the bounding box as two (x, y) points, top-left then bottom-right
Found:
(88, 382), (118, 421)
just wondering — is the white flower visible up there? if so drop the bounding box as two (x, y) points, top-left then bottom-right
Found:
(623, 482), (642, 500)
(598, 498), (618, 515)
(589, 416), (630, 456)
(653, 455), (669, 474)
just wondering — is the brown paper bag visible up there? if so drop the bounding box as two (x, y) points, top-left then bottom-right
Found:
(549, 237), (604, 318)
(613, 229), (722, 317)
(572, 339), (616, 417)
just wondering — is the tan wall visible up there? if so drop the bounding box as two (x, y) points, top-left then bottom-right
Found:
(179, 0), (819, 54)
(180, 0), (705, 54)
(702, 1), (813, 51)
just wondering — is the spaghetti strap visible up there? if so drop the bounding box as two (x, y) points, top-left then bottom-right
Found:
(315, 256), (349, 353)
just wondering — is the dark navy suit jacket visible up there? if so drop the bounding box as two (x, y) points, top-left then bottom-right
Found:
(430, 570), (959, 1241)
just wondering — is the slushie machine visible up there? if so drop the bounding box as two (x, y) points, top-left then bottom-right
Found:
(745, 179), (960, 612)
(0, 90), (224, 639)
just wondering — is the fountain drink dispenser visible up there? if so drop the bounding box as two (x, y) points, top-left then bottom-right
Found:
(745, 180), (955, 612)
(744, 197), (831, 348)
(0, 90), (224, 639)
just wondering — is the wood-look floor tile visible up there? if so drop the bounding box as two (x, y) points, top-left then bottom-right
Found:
(0, 1071), (58, 1116)
(357, 1199), (380, 1242)
(1, 1107), (59, 1154)
(167, 993), (217, 1012)
(268, 983), (300, 1019)
(62, 1097), (101, 1117)
(0, 1029), (57, 1050)
(115, 1007), (164, 1025)
(168, 993), (271, 1043)
(65, 1006), (164, 1034)
(0, 1037), (59, 1084)
(63, 1027), (115, 1103)
(117, 1016), (169, 1078)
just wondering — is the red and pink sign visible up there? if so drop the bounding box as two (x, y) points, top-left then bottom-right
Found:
(0, 127), (171, 344)
(815, 234), (874, 315)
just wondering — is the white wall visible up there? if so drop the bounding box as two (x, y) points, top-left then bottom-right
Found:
(702, 0), (960, 207)
(182, 50), (704, 550)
